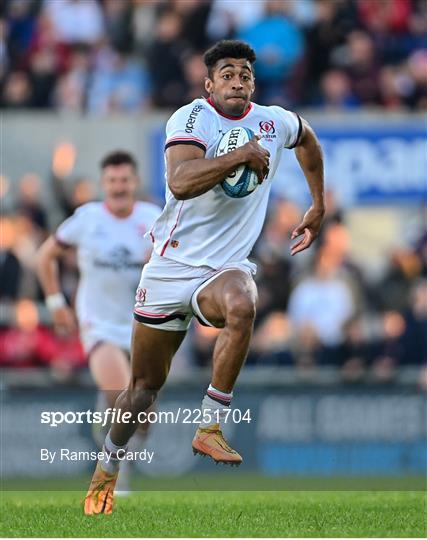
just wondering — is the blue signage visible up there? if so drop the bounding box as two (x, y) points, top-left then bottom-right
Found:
(151, 118), (427, 206)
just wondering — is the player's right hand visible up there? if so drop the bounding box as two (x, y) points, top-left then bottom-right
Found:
(241, 135), (270, 184)
(52, 306), (77, 336)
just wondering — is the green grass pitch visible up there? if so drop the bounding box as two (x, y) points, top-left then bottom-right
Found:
(1, 490), (426, 537)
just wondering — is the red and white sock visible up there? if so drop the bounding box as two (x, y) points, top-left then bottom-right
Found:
(199, 384), (233, 428)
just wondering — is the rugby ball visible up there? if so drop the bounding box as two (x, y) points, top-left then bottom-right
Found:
(215, 126), (259, 198)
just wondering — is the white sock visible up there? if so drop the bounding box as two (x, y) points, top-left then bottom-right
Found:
(199, 385), (233, 428)
(99, 431), (127, 474)
(116, 460), (131, 492)
(207, 384), (233, 404)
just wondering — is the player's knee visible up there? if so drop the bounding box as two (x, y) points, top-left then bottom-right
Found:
(225, 295), (256, 329)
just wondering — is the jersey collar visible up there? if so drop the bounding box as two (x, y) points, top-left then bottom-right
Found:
(103, 201), (135, 219)
(206, 97), (253, 120)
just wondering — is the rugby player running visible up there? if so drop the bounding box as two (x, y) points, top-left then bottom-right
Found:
(37, 151), (161, 491)
(85, 40), (325, 515)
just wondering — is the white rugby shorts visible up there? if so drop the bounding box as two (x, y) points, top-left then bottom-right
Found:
(79, 321), (132, 356)
(133, 252), (257, 331)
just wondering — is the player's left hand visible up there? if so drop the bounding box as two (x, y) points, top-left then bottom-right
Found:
(290, 206), (325, 256)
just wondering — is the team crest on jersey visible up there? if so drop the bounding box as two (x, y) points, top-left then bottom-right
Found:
(259, 120), (276, 142)
(171, 240), (179, 248)
(135, 287), (147, 304)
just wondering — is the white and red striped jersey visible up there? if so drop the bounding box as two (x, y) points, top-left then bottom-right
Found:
(150, 97), (301, 269)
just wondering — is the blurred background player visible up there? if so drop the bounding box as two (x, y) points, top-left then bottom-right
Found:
(84, 39), (324, 514)
(37, 150), (161, 492)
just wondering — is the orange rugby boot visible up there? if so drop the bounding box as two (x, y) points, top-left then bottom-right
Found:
(84, 463), (119, 515)
(192, 423), (242, 466)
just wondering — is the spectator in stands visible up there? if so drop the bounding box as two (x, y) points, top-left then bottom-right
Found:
(367, 0), (412, 29)
(5, 0), (38, 70)
(400, 279), (427, 365)
(0, 297), (85, 372)
(182, 51), (208, 103)
(54, 44), (91, 112)
(238, 0), (304, 105)
(28, 42), (57, 108)
(103, 0), (135, 54)
(371, 310), (406, 382)
(50, 142), (95, 219)
(302, 0), (357, 103)
(69, 178), (95, 210)
(253, 200), (301, 323)
(318, 221), (366, 310)
(145, 9), (188, 108)
(284, 0), (317, 29)
(1, 18), (8, 80)
(132, 0), (164, 55)
(0, 175), (13, 214)
(317, 69), (360, 109)
(415, 228), (427, 276)
(357, 0), (412, 63)
(378, 64), (409, 110)
(0, 216), (22, 302)
(17, 173), (48, 232)
(378, 53), (427, 111)
(43, 0), (104, 46)
(369, 280), (425, 381)
(288, 248), (356, 365)
(206, 0), (265, 42)
(340, 315), (372, 381)
(342, 30), (382, 106)
(53, 176), (95, 220)
(0, 298), (54, 367)
(250, 312), (294, 366)
(375, 247), (422, 312)
(1, 70), (33, 108)
(12, 212), (44, 300)
(1, 0), (426, 113)
(172, 0), (211, 52)
(87, 50), (150, 115)
(27, 12), (70, 74)
(410, 0), (427, 49)
(406, 48), (427, 109)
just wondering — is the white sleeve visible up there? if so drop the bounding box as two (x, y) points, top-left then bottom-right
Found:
(271, 106), (303, 149)
(164, 102), (212, 152)
(55, 205), (87, 247)
(144, 203), (162, 224)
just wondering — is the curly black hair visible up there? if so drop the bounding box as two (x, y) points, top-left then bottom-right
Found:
(100, 150), (138, 171)
(204, 40), (256, 78)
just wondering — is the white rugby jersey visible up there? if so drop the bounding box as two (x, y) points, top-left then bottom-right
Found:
(150, 97), (302, 269)
(56, 201), (161, 349)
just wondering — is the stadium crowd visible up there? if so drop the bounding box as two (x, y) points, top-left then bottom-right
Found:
(2, 0), (427, 112)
